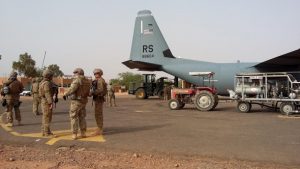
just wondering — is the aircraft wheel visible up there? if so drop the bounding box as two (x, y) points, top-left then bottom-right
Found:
(135, 88), (147, 99)
(194, 91), (215, 111)
(237, 101), (251, 113)
(280, 102), (294, 116)
(168, 99), (180, 110)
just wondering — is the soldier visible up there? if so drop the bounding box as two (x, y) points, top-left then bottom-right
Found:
(39, 70), (56, 137)
(163, 84), (168, 101)
(31, 77), (41, 115)
(108, 81), (116, 107)
(0, 71), (23, 127)
(63, 68), (90, 140)
(90, 68), (107, 136)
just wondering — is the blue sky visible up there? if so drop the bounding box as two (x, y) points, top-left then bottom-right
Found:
(1, 0), (300, 79)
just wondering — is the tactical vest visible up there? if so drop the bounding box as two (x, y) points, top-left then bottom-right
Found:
(97, 78), (107, 96)
(39, 80), (54, 98)
(8, 80), (23, 95)
(32, 82), (39, 93)
(75, 77), (90, 98)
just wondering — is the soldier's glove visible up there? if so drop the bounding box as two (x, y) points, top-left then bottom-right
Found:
(63, 95), (67, 100)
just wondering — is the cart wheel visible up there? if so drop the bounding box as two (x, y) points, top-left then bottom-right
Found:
(194, 91), (215, 111)
(135, 88), (147, 99)
(168, 99), (180, 110)
(237, 101), (251, 113)
(280, 102), (294, 115)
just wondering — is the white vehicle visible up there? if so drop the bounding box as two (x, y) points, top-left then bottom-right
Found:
(20, 90), (31, 96)
(229, 72), (300, 115)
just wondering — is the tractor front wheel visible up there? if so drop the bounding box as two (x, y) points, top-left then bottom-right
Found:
(169, 99), (180, 110)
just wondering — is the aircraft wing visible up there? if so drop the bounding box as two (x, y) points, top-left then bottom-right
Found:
(122, 60), (162, 71)
(254, 48), (300, 71)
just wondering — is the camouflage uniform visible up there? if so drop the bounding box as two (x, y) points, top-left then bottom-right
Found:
(31, 77), (41, 115)
(1, 72), (23, 127)
(108, 83), (116, 107)
(91, 68), (107, 135)
(64, 68), (90, 139)
(39, 70), (56, 136)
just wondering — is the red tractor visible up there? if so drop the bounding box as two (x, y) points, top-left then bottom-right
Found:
(168, 72), (218, 111)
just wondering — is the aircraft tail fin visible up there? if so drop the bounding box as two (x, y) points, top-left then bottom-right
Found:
(124, 10), (175, 70)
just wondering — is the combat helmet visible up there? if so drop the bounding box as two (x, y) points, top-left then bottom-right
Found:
(73, 68), (84, 75)
(42, 69), (54, 79)
(93, 68), (103, 75)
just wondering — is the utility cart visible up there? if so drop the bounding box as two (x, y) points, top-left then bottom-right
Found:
(229, 72), (300, 115)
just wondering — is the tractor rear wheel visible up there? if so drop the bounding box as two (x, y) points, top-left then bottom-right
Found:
(194, 91), (215, 111)
(212, 94), (219, 110)
(135, 88), (147, 99)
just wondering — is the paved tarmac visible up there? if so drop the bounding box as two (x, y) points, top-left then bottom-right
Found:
(0, 95), (300, 166)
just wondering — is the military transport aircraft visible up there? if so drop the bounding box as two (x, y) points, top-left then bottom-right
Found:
(123, 10), (300, 95)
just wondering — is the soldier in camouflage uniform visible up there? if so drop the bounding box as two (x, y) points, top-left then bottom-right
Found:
(31, 77), (41, 115)
(108, 81), (116, 107)
(63, 68), (90, 140)
(0, 71), (24, 127)
(90, 68), (107, 136)
(39, 70), (56, 137)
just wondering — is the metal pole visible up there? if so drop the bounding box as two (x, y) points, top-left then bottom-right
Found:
(41, 51), (46, 69)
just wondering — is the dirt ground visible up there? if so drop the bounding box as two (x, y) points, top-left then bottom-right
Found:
(0, 144), (296, 169)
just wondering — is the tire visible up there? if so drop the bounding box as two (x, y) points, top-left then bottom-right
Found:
(194, 90), (215, 111)
(212, 94), (219, 110)
(280, 102), (294, 115)
(237, 101), (251, 113)
(135, 88), (147, 99)
(168, 99), (180, 110)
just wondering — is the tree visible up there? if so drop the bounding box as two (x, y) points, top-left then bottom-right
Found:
(12, 53), (38, 77)
(110, 72), (143, 89)
(46, 64), (64, 77)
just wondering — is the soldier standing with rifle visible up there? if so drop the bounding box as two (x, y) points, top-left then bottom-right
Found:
(63, 68), (90, 140)
(39, 70), (58, 137)
(90, 68), (107, 136)
(0, 71), (23, 127)
(31, 77), (41, 115)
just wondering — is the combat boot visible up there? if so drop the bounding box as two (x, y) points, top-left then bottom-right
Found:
(44, 132), (56, 138)
(91, 128), (103, 136)
(79, 132), (86, 138)
(5, 122), (13, 127)
(72, 134), (77, 140)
